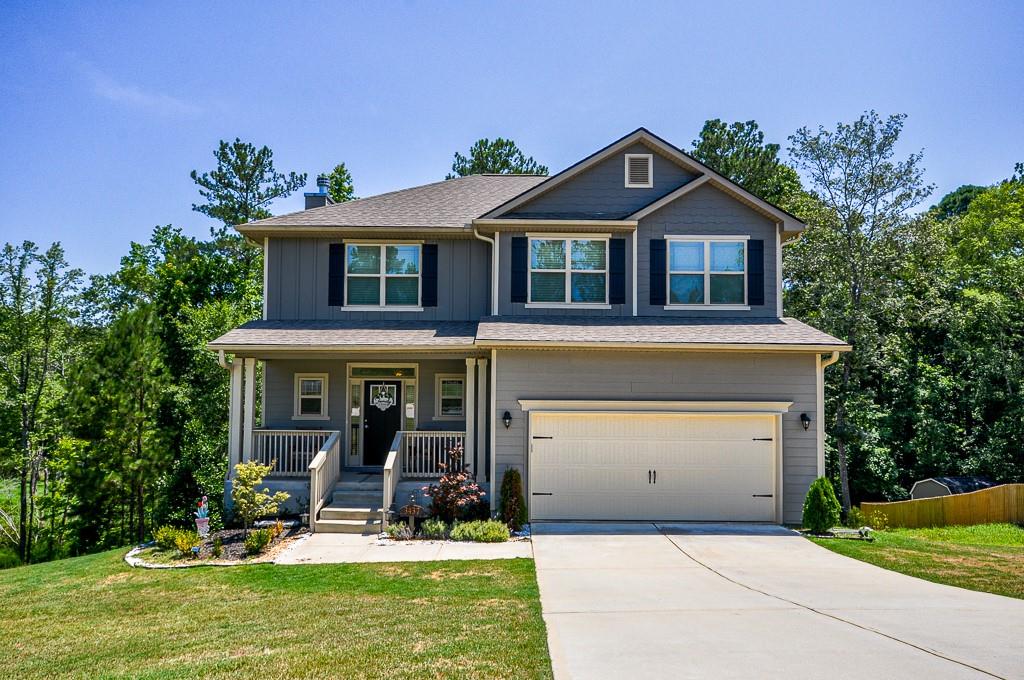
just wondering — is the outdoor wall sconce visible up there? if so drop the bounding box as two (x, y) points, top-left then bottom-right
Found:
(503, 411), (512, 429)
(800, 413), (811, 431)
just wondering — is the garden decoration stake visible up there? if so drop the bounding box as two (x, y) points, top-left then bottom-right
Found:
(195, 496), (210, 536)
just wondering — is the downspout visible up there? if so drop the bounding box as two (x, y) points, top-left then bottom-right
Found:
(821, 350), (840, 369)
(217, 349), (233, 370)
(473, 226), (498, 316)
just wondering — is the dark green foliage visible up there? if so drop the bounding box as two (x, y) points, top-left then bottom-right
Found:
(499, 468), (528, 531)
(190, 138), (306, 226)
(933, 184), (986, 219)
(446, 138), (548, 179)
(690, 119), (802, 206)
(0, 546), (21, 569)
(803, 477), (841, 534)
(324, 163), (356, 203)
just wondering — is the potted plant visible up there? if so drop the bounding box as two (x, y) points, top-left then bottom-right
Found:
(195, 496), (210, 537)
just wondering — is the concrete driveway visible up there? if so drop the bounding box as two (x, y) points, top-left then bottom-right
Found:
(532, 523), (1024, 679)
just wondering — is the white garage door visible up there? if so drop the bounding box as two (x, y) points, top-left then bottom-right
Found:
(529, 412), (777, 522)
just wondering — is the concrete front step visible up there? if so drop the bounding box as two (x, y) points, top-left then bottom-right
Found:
(320, 505), (383, 521)
(315, 518), (382, 534)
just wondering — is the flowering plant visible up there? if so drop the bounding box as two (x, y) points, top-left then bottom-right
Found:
(195, 496), (209, 519)
(421, 447), (486, 523)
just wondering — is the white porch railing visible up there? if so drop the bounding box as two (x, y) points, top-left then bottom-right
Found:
(382, 432), (403, 531)
(308, 431), (342, 532)
(401, 430), (467, 478)
(250, 429), (332, 477)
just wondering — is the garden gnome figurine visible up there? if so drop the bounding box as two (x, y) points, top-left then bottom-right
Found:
(195, 496), (210, 536)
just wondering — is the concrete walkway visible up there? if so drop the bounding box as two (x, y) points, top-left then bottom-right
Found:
(533, 523), (1024, 679)
(275, 532), (532, 564)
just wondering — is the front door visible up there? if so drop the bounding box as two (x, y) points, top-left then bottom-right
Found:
(362, 381), (402, 465)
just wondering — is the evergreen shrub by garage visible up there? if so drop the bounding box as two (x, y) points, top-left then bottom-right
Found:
(802, 477), (841, 534)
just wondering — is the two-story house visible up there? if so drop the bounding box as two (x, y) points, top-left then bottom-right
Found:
(209, 128), (849, 533)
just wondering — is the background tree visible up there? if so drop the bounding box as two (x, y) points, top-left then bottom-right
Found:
(446, 138), (548, 179)
(324, 163), (356, 203)
(933, 184), (986, 220)
(0, 242), (80, 562)
(191, 138), (307, 227)
(690, 119), (802, 206)
(786, 111), (934, 510)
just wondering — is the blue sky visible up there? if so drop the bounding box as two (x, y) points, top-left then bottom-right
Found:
(1, 1), (1021, 274)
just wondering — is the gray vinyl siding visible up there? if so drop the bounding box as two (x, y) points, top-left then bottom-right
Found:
(493, 350), (818, 524)
(263, 356), (469, 433)
(265, 237), (491, 321)
(638, 183), (779, 317)
(496, 231), (631, 317)
(502, 143), (696, 219)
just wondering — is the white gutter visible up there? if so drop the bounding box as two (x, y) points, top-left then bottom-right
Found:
(473, 227), (499, 316)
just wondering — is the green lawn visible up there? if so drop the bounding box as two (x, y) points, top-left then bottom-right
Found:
(0, 549), (553, 679)
(811, 523), (1024, 599)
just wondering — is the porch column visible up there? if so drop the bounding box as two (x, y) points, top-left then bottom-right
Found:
(464, 358), (476, 473)
(476, 358), (488, 482)
(227, 359), (243, 474)
(242, 357), (256, 464)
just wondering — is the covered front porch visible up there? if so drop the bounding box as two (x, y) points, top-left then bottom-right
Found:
(220, 348), (492, 532)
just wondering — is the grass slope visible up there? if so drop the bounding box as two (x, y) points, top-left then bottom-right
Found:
(812, 523), (1024, 599)
(0, 550), (552, 679)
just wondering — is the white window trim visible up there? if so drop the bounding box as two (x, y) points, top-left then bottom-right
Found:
(434, 374), (466, 420)
(293, 373), (329, 420)
(624, 153), (653, 188)
(664, 235), (749, 309)
(527, 236), (610, 307)
(344, 243), (422, 309)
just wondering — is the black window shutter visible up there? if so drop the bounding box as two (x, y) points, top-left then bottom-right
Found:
(328, 243), (345, 307)
(609, 238), (626, 305)
(510, 237), (528, 303)
(649, 239), (666, 306)
(422, 243), (438, 307)
(747, 239), (765, 306)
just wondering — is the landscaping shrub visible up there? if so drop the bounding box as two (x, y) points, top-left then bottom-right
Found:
(499, 468), (528, 531)
(173, 530), (202, 557)
(421, 517), (448, 540)
(844, 506), (867, 528)
(450, 519), (510, 543)
(803, 477), (841, 534)
(231, 460), (290, 536)
(244, 528), (272, 555)
(211, 536), (223, 558)
(422, 447), (486, 522)
(386, 522), (414, 541)
(153, 525), (182, 551)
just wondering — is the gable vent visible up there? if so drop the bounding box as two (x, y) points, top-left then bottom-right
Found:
(625, 154), (653, 188)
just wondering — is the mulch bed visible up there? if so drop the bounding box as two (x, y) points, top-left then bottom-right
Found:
(127, 521), (309, 568)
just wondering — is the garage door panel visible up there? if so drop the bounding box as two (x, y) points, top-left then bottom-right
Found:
(530, 412), (776, 522)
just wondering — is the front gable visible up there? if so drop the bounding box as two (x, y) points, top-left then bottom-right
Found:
(499, 142), (698, 220)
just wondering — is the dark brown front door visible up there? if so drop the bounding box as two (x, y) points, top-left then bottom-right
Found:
(362, 381), (402, 466)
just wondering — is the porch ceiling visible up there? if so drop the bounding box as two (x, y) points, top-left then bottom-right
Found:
(208, 319), (479, 354)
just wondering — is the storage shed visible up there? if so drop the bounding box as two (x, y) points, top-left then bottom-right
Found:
(909, 476), (995, 500)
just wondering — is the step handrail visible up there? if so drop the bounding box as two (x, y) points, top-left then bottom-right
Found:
(382, 431), (403, 530)
(308, 430), (342, 533)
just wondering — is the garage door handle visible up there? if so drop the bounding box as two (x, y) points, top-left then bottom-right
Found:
(648, 470), (652, 484)
(752, 494), (773, 498)
(532, 492), (553, 496)
(752, 438), (773, 441)
(532, 436), (553, 440)
(653, 470), (656, 484)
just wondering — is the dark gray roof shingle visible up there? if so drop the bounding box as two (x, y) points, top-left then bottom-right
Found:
(475, 316), (849, 347)
(209, 320), (478, 348)
(239, 174), (548, 231)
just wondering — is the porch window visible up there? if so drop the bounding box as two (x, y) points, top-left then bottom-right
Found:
(528, 237), (608, 305)
(345, 244), (421, 307)
(293, 373), (328, 419)
(434, 375), (465, 419)
(666, 237), (747, 307)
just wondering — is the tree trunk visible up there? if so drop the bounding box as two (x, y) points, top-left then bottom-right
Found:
(18, 422), (30, 563)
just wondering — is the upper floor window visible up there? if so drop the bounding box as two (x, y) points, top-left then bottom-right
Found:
(529, 237), (608, 306)
(346, 244), (421, 308)
(667, 237), (747, 307)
